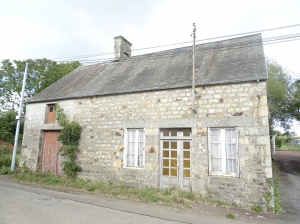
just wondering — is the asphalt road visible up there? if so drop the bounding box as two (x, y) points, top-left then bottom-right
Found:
(0, 179), (233, 224)
(272, 151), (300, 219)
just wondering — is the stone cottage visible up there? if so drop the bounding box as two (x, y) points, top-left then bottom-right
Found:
(20, 34), (273, 209)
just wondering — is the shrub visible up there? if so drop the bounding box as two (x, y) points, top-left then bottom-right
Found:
(55, 103), (82, 178)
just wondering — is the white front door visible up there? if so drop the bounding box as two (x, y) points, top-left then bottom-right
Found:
(160, 128), (191, 190)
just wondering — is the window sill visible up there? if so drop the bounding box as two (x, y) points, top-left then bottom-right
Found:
(123, 166), (145, 170)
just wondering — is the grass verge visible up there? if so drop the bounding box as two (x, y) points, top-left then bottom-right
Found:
(2, 168), (204, 208)
(271, 160), (283, 214)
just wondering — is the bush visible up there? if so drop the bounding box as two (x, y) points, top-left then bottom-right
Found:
(0, 154), (12, 167)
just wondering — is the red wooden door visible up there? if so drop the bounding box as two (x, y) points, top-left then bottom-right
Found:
(41, 130), (63, 175)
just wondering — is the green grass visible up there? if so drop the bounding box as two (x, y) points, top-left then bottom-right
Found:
(5, 168), (203, 207)
(280, 143), (300, 151)
(271, 160), (283, 214)
(225, 213), (235, 219)
(250, 204), (262, 212)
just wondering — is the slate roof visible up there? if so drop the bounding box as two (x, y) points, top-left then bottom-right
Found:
(28, 34), (267, 103)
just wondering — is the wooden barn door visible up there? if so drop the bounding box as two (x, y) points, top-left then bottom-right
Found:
(41, 130), (63, 175)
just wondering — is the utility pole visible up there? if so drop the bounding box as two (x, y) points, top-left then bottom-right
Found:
(11, 62), (28, 171)
(192, 23), (197, 113)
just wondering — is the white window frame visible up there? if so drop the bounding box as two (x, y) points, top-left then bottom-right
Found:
(123, 128), (145, 169)
(208, 128), (239, 177)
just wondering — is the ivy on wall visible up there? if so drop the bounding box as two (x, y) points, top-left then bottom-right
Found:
(55, 103), (82, 178)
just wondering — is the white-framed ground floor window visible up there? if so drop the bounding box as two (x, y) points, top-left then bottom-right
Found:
(208, 128), (239, 177)
(123, 129), (145, 168)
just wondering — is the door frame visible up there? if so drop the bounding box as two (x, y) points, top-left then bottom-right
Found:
(159, 128), (192, 190)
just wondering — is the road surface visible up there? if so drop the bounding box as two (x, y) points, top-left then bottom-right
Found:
(0, 179), (232, 224)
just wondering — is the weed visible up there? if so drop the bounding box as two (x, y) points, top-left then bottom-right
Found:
(272, 160), (283, 213)
(232, 202), (238, 207)
(251, 204), (262, 212)
(87, 185), (96, 192)
(1, 144), (9, 154)
(274, 199), (282, 214)
(263, 192), (272, 203)
(216, 200), (232, 207)
(0, 166), (10, 175)
(205, 185), (212, 199)
(163, 188), (171, 196)
(225, 213), (235, 219)
(0, 155), (12, 167)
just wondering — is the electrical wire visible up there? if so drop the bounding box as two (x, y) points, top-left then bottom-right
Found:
(178, 0), (193, 22)
(52, 23), (300, 63)
(173, 0), (188, 21)
(62, 33), (300, 65)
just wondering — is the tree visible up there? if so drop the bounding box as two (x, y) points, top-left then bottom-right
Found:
(0, 59), (81, 111)
(0, 110), (23, 144)
(290, 80), (300, 121)
(266, 59), (299, 135)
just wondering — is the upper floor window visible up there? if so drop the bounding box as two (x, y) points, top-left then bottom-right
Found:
(123, 129), (145, 168)
(208, 128), (239, 177)
(46, 104), (56, 124)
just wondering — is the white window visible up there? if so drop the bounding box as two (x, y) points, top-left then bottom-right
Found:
(123, 129), (145, 168)
(208, 128), (239, 177)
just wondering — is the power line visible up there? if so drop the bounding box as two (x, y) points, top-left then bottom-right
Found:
(173, 0), (188, 21)
(53, 23), (300, 62)
(178, 0), (193, 22)
(79, 33), (300, 65)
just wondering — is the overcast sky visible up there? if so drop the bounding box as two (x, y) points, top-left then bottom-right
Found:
(1, 0), (300, 133)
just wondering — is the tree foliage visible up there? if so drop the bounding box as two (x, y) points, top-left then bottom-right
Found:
(0, 110), (23, 144)
(267, 59), (300, 135)
(290, 80), (300, 121)
(0, 59), (81, 111)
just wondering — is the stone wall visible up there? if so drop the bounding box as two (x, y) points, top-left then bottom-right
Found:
(20, 100), (75, 170)
(21, 81), (273, 209)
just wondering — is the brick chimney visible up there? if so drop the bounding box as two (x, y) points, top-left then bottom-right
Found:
(114, 36), (132, 61)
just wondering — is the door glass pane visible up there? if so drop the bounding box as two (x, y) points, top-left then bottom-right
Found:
(163, 150), (169, 157)
(163, 159), (169, 166)
(162, 129), (169, 136)
(183, 142), (190, 149)
(183, 151), (190, 159)
(183, 129), (190, 136)
(163, 168), (169, 175)
(183, 169), (190, 177)
(171, 142), (177, 149)
(171, 159), (177, 167)
(170, 169), (177, 176)
(171, 151), (177, 158)
(171, 129), (177, 136)
(49, 105), (55, 112)
(163, 141), (169, 149)
(183, 160), (190, 168)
